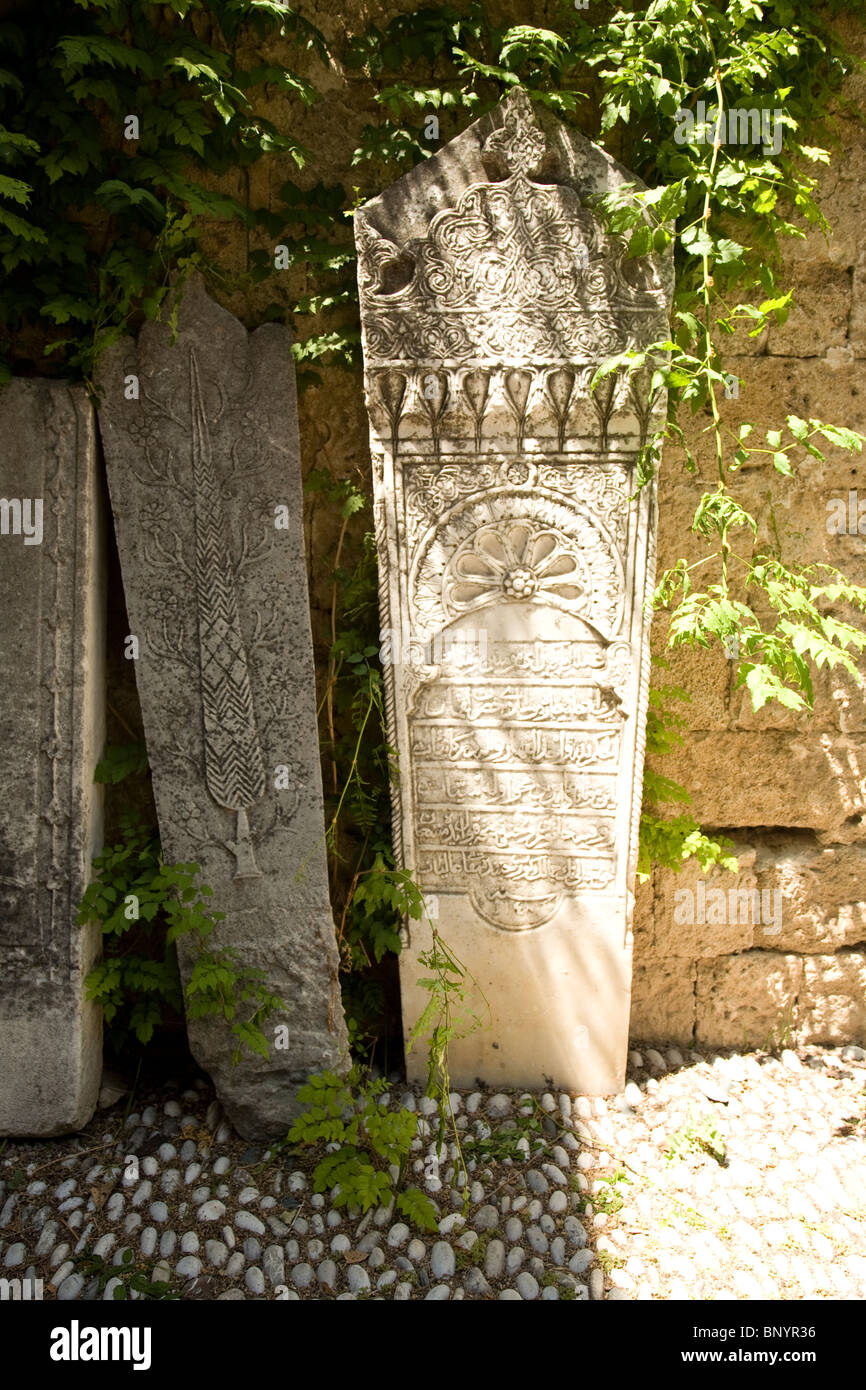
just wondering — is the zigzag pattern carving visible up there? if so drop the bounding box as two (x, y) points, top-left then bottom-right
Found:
(189, 349), (266, 821)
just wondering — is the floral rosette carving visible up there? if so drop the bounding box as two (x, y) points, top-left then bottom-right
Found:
(444, 520), (589, 612)
(411, 491), (624, 640)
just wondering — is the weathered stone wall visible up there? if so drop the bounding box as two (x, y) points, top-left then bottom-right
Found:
(632, 12), (866, 1047)
(145, 3), (866, 1049)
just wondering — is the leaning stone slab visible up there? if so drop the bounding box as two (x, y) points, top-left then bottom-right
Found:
(0, 380), (105, 1136)
(97, 275), (347, 1138)
(356, 88), (673, 1095)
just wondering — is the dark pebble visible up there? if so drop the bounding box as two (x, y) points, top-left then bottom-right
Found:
(184, 1275), (221, 1300)
(138, 1134), (165, 1158)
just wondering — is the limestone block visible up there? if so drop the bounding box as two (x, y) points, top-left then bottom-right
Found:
(848, 254), (866, 358)
(660, 730), (866, 834)
(648, 846), (760, 959)
(748, 839), (866, 954)
(629, 957), (696, 1046)
(631, 872), (656, 953)
(649, 613), (734, 734)
(662, 358), (866, 488)
(0, 380), (105, 1136)
(800, 952), (866, 1042)
(695, 952), (804, 1048)
(765, 261), (852, 358)
(784, 114), (866, 271)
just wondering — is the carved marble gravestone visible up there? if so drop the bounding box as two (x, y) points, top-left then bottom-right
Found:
(0, 381), (105, 1135)
(356, 89), (673, 1094)
(97, 275), (347, 1138)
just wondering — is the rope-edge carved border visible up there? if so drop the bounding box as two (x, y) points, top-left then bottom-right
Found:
(373, 482), (403, 870)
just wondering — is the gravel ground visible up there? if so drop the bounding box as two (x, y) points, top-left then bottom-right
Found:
(2, 1042), (864, 1301)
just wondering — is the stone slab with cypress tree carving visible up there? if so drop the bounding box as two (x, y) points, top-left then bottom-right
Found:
(97, 275), (348, 1138)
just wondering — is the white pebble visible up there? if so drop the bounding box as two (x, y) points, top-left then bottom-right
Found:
(291, 1263), (314, 1290)
(439, 1213), (465, 1235)
(57, 1273), (85, 1301)
(35, 1223), (59, 1258)
(516, 1271), (540, 1300)
(430, 1241), (455, 1279)
(197, 1200), (226, 1223)
(347, 1265), (370, 1293)
(386, 1222), (410, 1248)
(206, 1239), (228, 1268)
(542, 1163), (568, 1187)
(485, 1240), (506, 1279)
(235, 1211), (265, 1235)
(93, 1233), (116, 1259)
